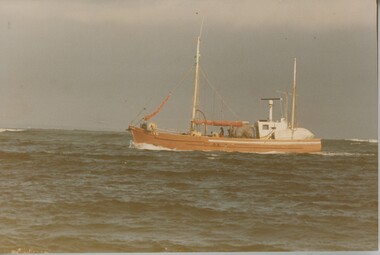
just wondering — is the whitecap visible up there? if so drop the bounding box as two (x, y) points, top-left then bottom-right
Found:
(206, 153), (220, 159)
(318, 152), (375, 157)
(0, 128), (25, 132)
(346, 138), (378, 143)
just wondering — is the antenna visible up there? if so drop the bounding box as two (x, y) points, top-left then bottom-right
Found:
(261, 98), (281, 122)
(195, 12), (205, 38)
(291, 58), (297, 138)
(199, 15), (205, 38)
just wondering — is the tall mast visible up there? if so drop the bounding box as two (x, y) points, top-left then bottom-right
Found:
(291, 58), (297, 137)
(190, 18), (204, 132)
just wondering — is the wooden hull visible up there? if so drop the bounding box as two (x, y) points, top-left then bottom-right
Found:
(128, 126), (321, 153)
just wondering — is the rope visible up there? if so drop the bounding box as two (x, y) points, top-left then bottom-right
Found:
(200, 67), (241, 120)
(130, 107), (147, 125)
(130, 67), (193, 125)
(171, 67), (193, 94)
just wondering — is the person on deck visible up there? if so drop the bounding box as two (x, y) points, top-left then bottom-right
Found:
(219, 127), (224, 137)
(228, 126), (234, 137)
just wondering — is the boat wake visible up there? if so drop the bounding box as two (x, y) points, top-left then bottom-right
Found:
(129, 141), (180, 151)
(249, 151), (288, 155)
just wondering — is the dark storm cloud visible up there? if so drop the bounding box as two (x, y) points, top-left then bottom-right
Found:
(0, 0), (376, 138)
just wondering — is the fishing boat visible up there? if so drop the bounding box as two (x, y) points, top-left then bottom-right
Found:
(128, 26), (321, 153)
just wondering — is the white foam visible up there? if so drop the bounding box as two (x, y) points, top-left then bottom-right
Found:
(317, 152), (375, 157)
(0, 128), (25, 132)
(254, 151), (287, 154)
(129, 141), (179, 151)
(346, 138), (378, 143)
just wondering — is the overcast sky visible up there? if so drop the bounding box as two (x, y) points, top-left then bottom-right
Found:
(0, 0), (377, 139)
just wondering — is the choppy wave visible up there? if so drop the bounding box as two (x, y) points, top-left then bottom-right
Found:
(0, 130), (377, 252)
(0, 128), (25, 132)
(346, 138), (378, 143)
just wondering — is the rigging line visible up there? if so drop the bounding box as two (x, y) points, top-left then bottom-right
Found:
(143, 92), (172, 121)
(212, 90), (216, 118)
(171, 66), (194, 95)
(130, 108), (145, 125)
(200, 67), (241, 120)
(130, 96), (152, 125)
(131, 66), (193, 125)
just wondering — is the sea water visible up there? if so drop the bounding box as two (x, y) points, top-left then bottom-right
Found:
(0, 129), (377, 252)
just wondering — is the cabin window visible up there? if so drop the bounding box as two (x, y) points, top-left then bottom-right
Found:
(263, 124), (269, 130)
